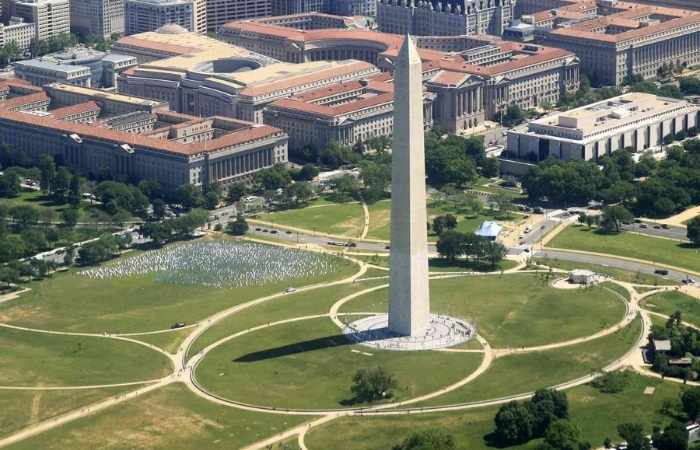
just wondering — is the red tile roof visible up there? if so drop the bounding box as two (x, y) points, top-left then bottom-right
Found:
(50, 101), (101, 119)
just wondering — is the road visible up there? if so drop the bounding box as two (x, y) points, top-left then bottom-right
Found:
(535, 249), (693, 282)
(621, 222), (688, 241)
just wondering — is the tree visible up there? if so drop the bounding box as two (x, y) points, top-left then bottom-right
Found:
(173, 184), (204, 209)
(152, 198), (166, 220)
(39, 154), (56, 193)
(392, 429), (456, 450)
(682, 387), (700, 421)
(0, 235), (26, 263)
(254, 164), (292, 191)
(294, 164), (319, 181)
(141, 222), (172, 247)
(653, 421), (688, 450)
(68, 174), (81, 206)
(78, 235), (119, 266)
(494, 401), (535, 445)
(432, 215), (447, 235)
(63, 246), (75, 266)
(541, 420), (581, 450)
(227, 183), (246, 203)
(482, 157), (500, 178)
(284, 182), (314, 208)
(61, 208), (80, 227)
(530, 389), (569, 436)
(330, 175), (361, 202)
(360, 160), (390, 203)
(0, 171), (20, 197)
(688, 216), (700, 246)
(350, 367), (398, 403)
(204, 190), (220, 210)
(11, 205), (39, 230)
(138, 179), (163, 200)
(500, 104), (526, 127)
(617, 423), (651, 450)
(484, 241), (507, 267)
(320, 142), (358, 169)
(21, 228), (48, 255)
(51, 167), (71, 203)
(436, 230), (466, 262)
(226, 214), (249, 236)
(443, 214), (457, 230)
(600, 206), (633, 234)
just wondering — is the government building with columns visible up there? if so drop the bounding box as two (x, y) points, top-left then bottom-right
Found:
(538, 1), (700, 86)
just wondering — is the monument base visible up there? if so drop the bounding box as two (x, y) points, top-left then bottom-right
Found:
(342, 314), (475, 351)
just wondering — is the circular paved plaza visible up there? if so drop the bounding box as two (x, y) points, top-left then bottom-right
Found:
(341, 314), (476, 351)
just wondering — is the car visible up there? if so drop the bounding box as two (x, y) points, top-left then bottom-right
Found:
(533, 207), (544, 214)
(170, 322), (186, 329)
(683, 278), (696, 285)
(385, 245), (391, 250)
(284, 287), (297, 293)
(262, 229), (269, 232)
(270, 230), (278, 234)
(654, 269), (669, 276)
(255, 227), (261, 231)
(286, 230), (293, 234)
(653, 225), (661, 229)
(661, 224), (670, 230)
(346, 242), (357, 248)
(640, 223), (648, 229)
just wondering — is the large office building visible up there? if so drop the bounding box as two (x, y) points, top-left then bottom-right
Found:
(205, 0), (269, 32)
(272, 0), (325, 16)
(506, 93), (699, 161)
(14, 46), (137, 88)
(70, 0), (124, 39)
(0, 17), (34, 51)
(265, 75), (434, 153)
(125, 0), (197, 34)
(112, 24), (218, 63)
(0, 81), (289, 188)
(9, 0), (69, 41)
(534, 1), (700, 86)
(376, 0), (515, 36)
(220, 14), (580, 132)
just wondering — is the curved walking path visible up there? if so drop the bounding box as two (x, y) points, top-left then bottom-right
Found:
(0, 249), (661, 450)
(360, 202), (369, 239)
(0, 323), (178, 367)
(0, 379), (164, 391)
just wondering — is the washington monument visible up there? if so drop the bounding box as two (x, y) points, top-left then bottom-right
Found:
(388, 35), (431, 337)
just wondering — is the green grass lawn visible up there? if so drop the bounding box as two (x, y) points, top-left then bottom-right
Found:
(131, 328), (195, 354)
(353, 254), (518, 273)
(0, 190), (117, 224)
(256, 199), (364, 237)
(0, 327), (171, 386)
(188, 278), (388, 357)
(0, 387), (132, 438)
(548, 225), (700, 274)
(600, 281), (631, 301)
(4, 384), (311, 450)
(366, 198), (518, 241)
(304, 371), (681, 450)
(195, 317), (483, 410)
(641, 291), (700, 327)
(0, 244), (357, 334)
(413, 317), (642, 407)
(340, 274), (626, 348)
(534, 257), (677, 286)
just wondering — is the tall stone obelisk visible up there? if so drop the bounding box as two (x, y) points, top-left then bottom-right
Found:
(388, 35), (430, 337)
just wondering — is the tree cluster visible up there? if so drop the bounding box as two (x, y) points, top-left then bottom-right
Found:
(140, 209), (208, 247)
(425, 132), (483, 187)
(436, 231), (506, 268)
(493, 389), (575, 447)
(650, 311), (700, 381)
(522, 141), (700, 218)
(558, 76), (621, 111)
(77, 233), (130, 266)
